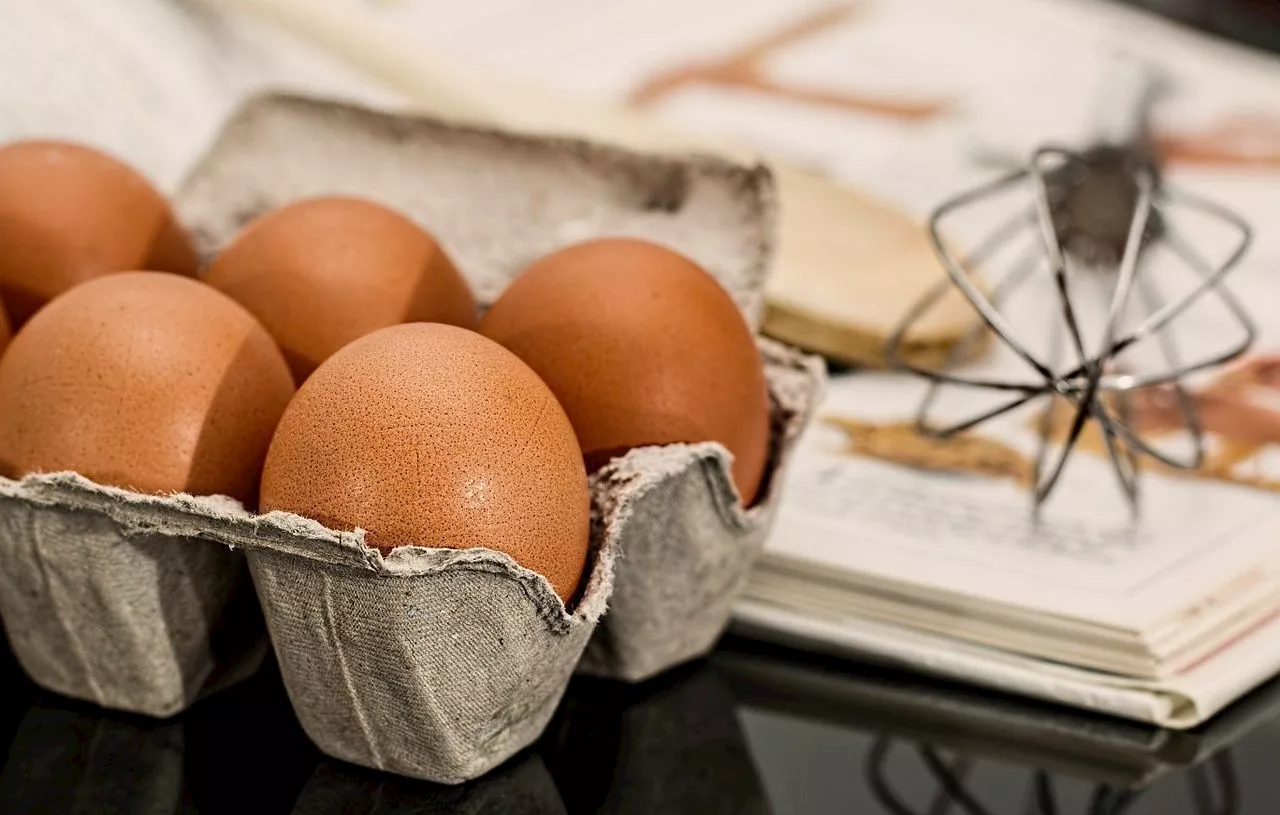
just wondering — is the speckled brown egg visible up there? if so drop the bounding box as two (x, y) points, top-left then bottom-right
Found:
(204, 196), (479, 382)
(0, 140), (198, 326)
(481, 237), (772, 505)
(0, 272), (295, 502)
(259, 323), (590, 602)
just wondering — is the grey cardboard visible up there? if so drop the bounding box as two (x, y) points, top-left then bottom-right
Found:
(579, 339), (823, 681)
(0, 481), (266, 717)
(0, 94), (824, 782)
(176, 94), (776, 327)
(0, 472), (614, 782)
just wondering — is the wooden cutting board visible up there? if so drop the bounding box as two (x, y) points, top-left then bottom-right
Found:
(764, 166), (984, 368)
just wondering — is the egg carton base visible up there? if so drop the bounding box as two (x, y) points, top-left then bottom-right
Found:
(0, 469), (615, 783)
(0, 481), (267, 717)
(0, 333), (820, 777)
(0, 92), (825, 783)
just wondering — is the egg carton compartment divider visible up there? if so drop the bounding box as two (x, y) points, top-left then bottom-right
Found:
(0, 94), (825, 783)
(0, 474), (615, 782)
(580, 337), (823, 681)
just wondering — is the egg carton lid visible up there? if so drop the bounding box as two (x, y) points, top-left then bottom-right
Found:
(175, 93), (776, 328)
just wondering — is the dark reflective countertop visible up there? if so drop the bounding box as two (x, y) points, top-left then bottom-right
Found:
(1, 632), (1277, 814)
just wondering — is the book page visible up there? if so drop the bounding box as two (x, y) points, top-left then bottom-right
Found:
(354, 0), (1280, 630)
(728, 2), (1280, 630)
(736, 595), (1280, 728)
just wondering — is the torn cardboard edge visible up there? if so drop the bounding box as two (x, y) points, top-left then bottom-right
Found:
(0, 337), (820, 781)
(0, 463), (615, 782)
(579, 338), (825, 681)
(0, 471), (613, 632)
(0, 335), (818, 641)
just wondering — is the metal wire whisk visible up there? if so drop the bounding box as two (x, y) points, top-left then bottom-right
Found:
(884, 66), (1257, 511)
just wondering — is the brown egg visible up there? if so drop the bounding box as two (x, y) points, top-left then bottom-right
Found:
(0, 272), (295, 502)
(481, 237), (771, 505)
(0, 140), (198, 326)
(204, 196), (479, 382)
(260, 323), (590, 603)
(0, 298), (9, 357)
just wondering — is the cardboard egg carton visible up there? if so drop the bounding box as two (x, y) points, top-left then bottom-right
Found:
(0, 94), (824, 783)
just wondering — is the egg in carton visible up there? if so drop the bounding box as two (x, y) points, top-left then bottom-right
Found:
(0, 95), (823, 782)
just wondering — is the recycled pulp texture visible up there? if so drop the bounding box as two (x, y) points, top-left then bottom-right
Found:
(177, 95), (775, 326)
(174, 93), (821, 688)
(0, 474), (613, 782)
(0, 94), (822, 783)
(0, 482), (266, 717)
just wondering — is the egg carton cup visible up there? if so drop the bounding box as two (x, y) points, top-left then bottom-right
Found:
(579, 338), (823, 682)
(178, 93), (824, 683)
(0, 479), (265, 718)
(0, 473), (617, 782)
(0, 93), (824, 782)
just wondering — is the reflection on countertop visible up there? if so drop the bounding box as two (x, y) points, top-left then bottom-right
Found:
(715, 635), (1280, 814)
(0, 631), (1277, 814)
(541, 664), (769, 815)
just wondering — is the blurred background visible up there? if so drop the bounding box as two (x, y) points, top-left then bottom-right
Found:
(3, 0), (1280, 812)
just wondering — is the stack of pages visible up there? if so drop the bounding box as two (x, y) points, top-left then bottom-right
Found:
(737, 384), (1280, 726)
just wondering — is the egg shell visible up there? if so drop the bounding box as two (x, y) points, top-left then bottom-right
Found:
(0, 272), (295, 502)
(0, 299), (9, 356)
(260, 322), (591, 603)
(204, 195), (478, 381)
(0, 140), (198, 325)
(481, 237), (772, 504)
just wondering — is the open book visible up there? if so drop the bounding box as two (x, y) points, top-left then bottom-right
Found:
(737, 362), (1280, 727)
(319, 0), (1280, 727)
(11, 0), (1280, 726)
(283, 0), (1280, 726)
